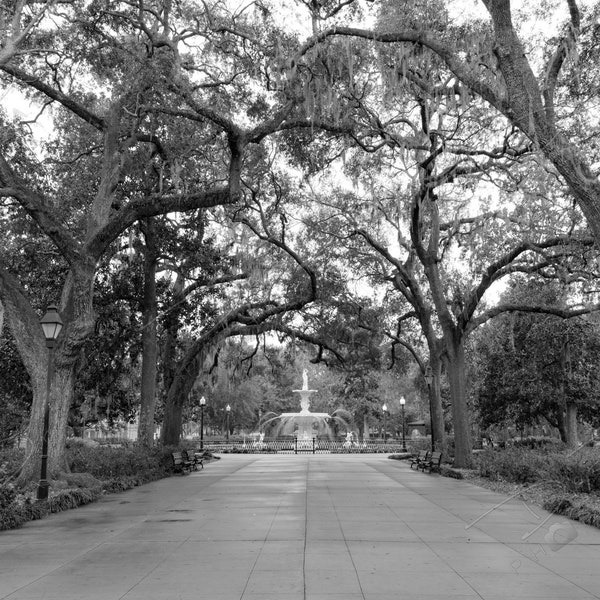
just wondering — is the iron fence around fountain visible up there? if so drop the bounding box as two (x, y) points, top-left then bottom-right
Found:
(202, 438), (410, 454)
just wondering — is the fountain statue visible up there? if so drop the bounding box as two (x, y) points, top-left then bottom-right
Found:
(293, 369), (317, 414)
(260, 370), (352, 449)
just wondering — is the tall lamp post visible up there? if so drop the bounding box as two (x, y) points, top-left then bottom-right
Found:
(199, 396), (206, 450)
(382, 403), (388, 444)
(400, 397), (407, 452)
(424, 366), (435, 451)
(225, 404), (231, 442)
(38, 305), (63, 501)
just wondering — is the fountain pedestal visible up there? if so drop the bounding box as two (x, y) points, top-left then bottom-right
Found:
(260, 370), (350, 451)
(290, 383), (320, 448)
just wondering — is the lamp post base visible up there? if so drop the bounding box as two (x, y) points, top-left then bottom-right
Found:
(37, 480), (50, 501)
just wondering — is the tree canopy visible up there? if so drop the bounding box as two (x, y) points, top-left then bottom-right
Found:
(2, 0), (600, 471)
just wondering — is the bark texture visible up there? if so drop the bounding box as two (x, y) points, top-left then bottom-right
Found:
(138, 219), (159, 447)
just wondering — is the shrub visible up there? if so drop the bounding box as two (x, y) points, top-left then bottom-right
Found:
(66, 442), (171, 480)
(0, 447), (25, 478)
(0, 482), (16, 510)
(0, 457), (18, 517)
(102, 477), (140, 493)
(0, 507), (26, 531)
(404, 439), (431, 453)
(0, 479), (20, 530)
(476, 445), (600, 491)
(0, 442), (179, 531)
(0, 493), (48, 531)
(59, 472), (103, 492)
(440, 465), (466, 479)
(543, 495), (573, 514)
(48, 488), (100, 512)
(543, 494), (600, 528)
(510, 437), (565, 451)
(476, 447), (548, 484)
(541, 448), (600, 493)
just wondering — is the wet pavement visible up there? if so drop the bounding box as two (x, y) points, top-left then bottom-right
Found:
(1, 454), (599, 599)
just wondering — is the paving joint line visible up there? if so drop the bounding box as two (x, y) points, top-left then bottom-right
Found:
(329, 459), (373, 600)
(238, 462), (300, 600)
(376, 459), (600, 600)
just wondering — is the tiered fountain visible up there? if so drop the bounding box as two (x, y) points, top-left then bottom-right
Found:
(260, 370), (350, 448)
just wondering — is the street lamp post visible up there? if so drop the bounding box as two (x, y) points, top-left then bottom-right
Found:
(225, 404), (231, 442)
(38, 305), (63, 501)
(199, 396), (206, 450)
(400, 397), (407, 452)
(382, 403), (388, 444)
(424, 366), (435, 452)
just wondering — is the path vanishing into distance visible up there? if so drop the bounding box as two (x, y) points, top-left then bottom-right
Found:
(1, 454), (599, 600)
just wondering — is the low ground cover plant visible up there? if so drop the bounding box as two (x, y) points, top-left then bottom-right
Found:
(476, 444), (600, 491)
(0, 440), (180, 531)
(477, 446), (551, 484)
(474, 444), (600, 529)
(395, 440), (600, 530)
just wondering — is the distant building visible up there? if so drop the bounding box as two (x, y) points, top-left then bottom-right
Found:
(407, 421), (427, 438)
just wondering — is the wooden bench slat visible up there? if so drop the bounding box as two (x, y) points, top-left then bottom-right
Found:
(172, 451), (193, 474)
(419, 451), (443, 473)
(182, 449), (205, 471)
(410, 450), (430, 470)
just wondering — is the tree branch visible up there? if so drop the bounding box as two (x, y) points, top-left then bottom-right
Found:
(461, 234), (594, 328)
(86, 186), (234, 259)
(0, 153), (83, 265)
(0, 64), (105, 130)
(468, 301), (600, 333)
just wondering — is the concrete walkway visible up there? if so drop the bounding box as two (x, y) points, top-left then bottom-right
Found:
(1, 454), (599, 600)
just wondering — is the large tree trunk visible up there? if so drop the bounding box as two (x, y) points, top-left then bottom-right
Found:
(0, 268), (87, 483)
(428, 360), (445, 453)
(16, 347), (78, 483)
(556, 408), (567, 444)
(138, 219), (159, 447)
(48, 363), (77, 475)
(158, 273), (187, 447)
(445, 340), (472, 468)
(15, 358), (47, 483)
(481, 0), (600, 245)
(161, 399), (185, 446)
(559, 340), (578, 448)
(564, 402), (578, 448)
(4, 106), (123, 485)
(0, 269), (47, 483)
(160, 356), (200, 446)
(138, 320), (158, 446)
(159, 277), (187, 446)
(19, 268), (96, 485)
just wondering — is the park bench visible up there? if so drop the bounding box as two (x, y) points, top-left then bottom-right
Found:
(172, 451), (193, 474)
(409, 450), (430, 470)
(183, 448), (206, 471)
(419, 451), (443, 473)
